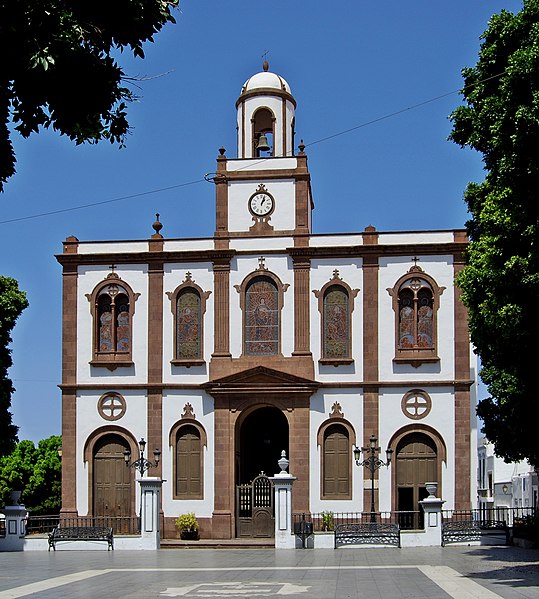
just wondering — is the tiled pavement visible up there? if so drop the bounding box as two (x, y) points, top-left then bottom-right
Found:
(1, 545), (539, 598)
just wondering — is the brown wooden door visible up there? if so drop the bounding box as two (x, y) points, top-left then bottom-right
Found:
(396, 433), (437, 528)
(93, 436), (132, 520)
(323, 425), (350, 497)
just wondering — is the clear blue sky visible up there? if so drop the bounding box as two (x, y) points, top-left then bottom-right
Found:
(1, 1), (523, 442)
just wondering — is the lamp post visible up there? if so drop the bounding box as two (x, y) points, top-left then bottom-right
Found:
(124, 438), (161, 477)
(353, 434), (393, 523)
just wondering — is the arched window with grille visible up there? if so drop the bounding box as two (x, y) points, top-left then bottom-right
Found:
(388, 265), (444, 366)
(87, 274), (138, 369)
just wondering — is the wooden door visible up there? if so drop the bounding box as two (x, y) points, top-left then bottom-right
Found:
(93, 436), (132, 523)
(396, 433), (437, 528)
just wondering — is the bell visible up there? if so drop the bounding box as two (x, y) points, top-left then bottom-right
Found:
(256, 133), (270, 152)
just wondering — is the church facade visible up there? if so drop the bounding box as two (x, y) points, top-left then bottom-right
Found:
(57, 63), (477, 539)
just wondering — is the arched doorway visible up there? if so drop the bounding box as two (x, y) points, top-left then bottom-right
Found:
(235, 406), (289, 538)
(237, 406), (289, 484)
(395, 432), (438, 528)
(93, 434), (132, 521)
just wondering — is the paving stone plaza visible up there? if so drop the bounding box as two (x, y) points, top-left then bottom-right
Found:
(1, 545), (539, 599)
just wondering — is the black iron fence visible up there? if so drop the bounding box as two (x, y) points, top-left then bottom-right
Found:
(293, 511), (423, 532)
(442, 507), (536, 528)
(25, 515), (140, 536)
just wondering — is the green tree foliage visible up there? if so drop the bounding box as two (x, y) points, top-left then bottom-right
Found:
(450, 0), (539, 465)
(0, 276), (28, 456)
(0, 0), (178, 191)
(0, 436), (62, 514)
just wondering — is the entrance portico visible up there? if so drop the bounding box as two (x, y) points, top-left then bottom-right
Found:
(204, 366), (318, 539)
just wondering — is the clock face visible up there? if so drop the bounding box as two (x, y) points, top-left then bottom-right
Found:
(249, 192), (274, 216)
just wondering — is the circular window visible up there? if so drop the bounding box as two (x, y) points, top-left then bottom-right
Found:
(401, 390), (431, 420)
(98, 393), (126, 421)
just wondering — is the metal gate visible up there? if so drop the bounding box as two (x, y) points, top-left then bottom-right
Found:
(236, 473), (274, 538)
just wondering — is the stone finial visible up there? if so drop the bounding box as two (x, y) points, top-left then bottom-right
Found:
(152, 213), (163, 238)
(278, 450), (289, 474)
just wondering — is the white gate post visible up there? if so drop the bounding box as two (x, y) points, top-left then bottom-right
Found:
(269, 451), (296, 549)
(419, 482), (445, 546)
(138, 477), (163, 550)
(0, 492), (27, 552)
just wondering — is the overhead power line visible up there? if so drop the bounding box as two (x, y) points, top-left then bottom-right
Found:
(0, 71), (504, 226)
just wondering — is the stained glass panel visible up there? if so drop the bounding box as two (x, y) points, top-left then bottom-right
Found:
(176, 289), (201, 359)
(417, 289), (433, 347)
(398, 289), (414, 349)
(245, 277), (278, 355)
(98, 295), (113, 351)
(116, 294), (130, 351)
(323, 286), (349, 358)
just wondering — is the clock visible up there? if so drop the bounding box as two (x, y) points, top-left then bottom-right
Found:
(249, 190), (274, 217)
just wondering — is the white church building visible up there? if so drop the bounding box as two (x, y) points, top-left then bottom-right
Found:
(57, 62), (477, 539)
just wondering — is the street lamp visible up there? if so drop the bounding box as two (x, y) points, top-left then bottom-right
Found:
(124, 438), (161, 477)
(353, 434), (393, 523)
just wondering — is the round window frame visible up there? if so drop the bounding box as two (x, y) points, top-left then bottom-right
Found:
(401, 389), (432, 421)
(98, 392), (127, 421)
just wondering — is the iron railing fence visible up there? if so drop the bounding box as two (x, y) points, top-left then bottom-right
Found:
(442, 507), (536, 528)
(25, 515), (141, 536)
(293, 511), (423, 532)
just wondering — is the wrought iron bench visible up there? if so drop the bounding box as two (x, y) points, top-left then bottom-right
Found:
(441, 520), (481, 546)
(334, 522), (400, 548)
(48, 525), (114, 551)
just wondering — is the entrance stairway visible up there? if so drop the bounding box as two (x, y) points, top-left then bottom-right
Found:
(161, 538), (274, 549)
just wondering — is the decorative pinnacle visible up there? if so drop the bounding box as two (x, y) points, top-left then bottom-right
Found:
(262, 50), (269, 72)
(152, 213), (163, 237)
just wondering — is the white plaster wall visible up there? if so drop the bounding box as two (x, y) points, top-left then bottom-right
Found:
(378, 255), (455, 382)
(161, 391), (215, 518)
(77, 264), (149, 384)
(164, 239), (214, 252)
(230, 237), (293, 251)
(227, 179), (296, 232)
(78, 241), (148, 254)
(310, 234), (363, 248)
(162, 262), (214, 385)
(76, 390), (148, 516)
(310, 258), (363, 382)
(379, 386), (455, 511)
(377, 231), (455, 245)
(229, 255), (294, 357)
(227, 157), (297, 172)
(309, 389), (364, 513)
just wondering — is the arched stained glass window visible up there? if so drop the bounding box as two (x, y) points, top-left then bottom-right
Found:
(323, 285), (350, 359)
(245, 276), (279, 356)
(96, 285), (131, 354)
(397, 279), (434, 350)
(176, 289), (201, 360)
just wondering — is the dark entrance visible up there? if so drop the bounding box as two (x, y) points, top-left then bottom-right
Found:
(395, 432), (437, 529)
(237, 406), (289, 483)
(93, 434), (132, 529)
(235, 406), (288, 538)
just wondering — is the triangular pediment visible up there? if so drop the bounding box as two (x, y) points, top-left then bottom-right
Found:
(209, 365), (315, 387)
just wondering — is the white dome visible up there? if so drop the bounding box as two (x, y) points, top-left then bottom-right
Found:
(241, 70), (292, 95)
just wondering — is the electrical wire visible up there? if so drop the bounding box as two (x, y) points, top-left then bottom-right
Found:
(0, 71), (504, 225)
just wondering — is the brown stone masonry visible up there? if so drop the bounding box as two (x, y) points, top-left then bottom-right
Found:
(292, 254), (312, 356)
(362, 249), (380, 511)
(211, 257), (232, 360)
(147, 260), (164, 479)
(453, 242), (472, 509)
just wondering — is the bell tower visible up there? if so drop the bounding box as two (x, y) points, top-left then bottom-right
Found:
(214, 62), (313, 246)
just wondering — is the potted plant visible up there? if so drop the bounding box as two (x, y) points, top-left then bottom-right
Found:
(175, 513), (199, 540)
(321, 510), (334, 532)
